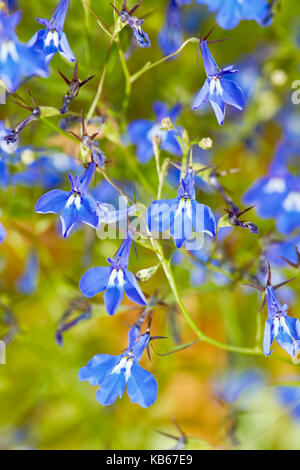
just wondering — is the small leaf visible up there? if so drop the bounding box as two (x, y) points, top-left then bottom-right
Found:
(217, 214), (232, 231)
(39, 106), (61, 118)
(136, 264), (160, 282)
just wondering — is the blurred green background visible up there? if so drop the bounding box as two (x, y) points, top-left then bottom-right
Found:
(1, 0), (300, 450)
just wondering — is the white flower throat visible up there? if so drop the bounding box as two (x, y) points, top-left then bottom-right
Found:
(209, 77), (222, 95)
(108, 268), (125, 287)
(111, 355), (133, 381)
(0, 41), (19, 63)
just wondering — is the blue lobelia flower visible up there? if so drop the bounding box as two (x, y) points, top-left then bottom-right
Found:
(147, 169), (216, 248)
(0, 220), (6, 243)
(12, 153), (80, 189)
(244, 143), (300, 234)
(175, 0), (192, 5)
(128, 101), (182, 163)
(214, 369), (264, 407)
(35, 161), (99, 238)
(79, 233), (147, 316)
(158, 0), (183, 57)
(196, 0), (273, 30)
(192, 39), (245, 125)
(0, 11), (49, 92)
(265, 235), (300, 269)
(112, 0), (150, 48)
(276, 383), (300, 421)
(28, 0), (75, 64)
(79, 325), (157, 407)
(16, 251), (39, 295)
(247, 264), (300, 360)
(263, 285), (300, 359)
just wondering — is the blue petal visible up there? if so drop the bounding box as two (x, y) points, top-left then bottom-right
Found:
(127, 120), (153, 143)
(52, 0), (69, 30)
(192, 80), (210, 109)
(216, 1), (243, 29)
(200, 40), (219, 77)
(263, 318), (274, 356)
(59, 202), (80, 238)
(147, 199), (176, 233)
(209, 90), (226, 125)
(192, 201), (216, 237)
(170, 205), (193, 248)
(58, 32), (76, 62)
(124, 270), (147, 306)
(79, 267), (111, 297)
(78, 195), (99, 229)
(163, 131), (182, 156)
(0, 160), (10, 187)
(276, 208), (300, 235)
(35, 189), (69, 214)
(136, 140), (154, 164)
(16, 252), (39, 295)
(153, 101), (169, 121)
(79, 354), (120, 386)
(195, 0), (222, 12)
(104, 286), (124, 316)
(221, 78), (245, 110)
(243, 176), (289, 219)
(0, 222), (6, 244)
(96, 370), (126, 406)
(127, 363), (158, 408)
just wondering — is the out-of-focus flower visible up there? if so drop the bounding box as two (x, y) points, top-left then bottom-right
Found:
(0, 220), (6, 243)
(28, 0), (75, 64)
(147, 169), (216, 248)
(265, 235), (300, 269)
(16, 251), (39, 295)
(35, 162), (99, 238)
(244, 143), (300, 235)
(12, 153), (80, 189)
(79, 325), (157, 407)
(192, 40), (245, 125)
(0, 11), (49, 92)
(158, 0), (183, 57)
(196, 0), (273, 30)
(214, 369), (264, 406)
(79, 232), (147, 316)
(128, 101), (182, 163)
(276, 383), (300, 421)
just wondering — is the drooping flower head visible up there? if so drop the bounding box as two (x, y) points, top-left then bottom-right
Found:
(127, 101), (182, 163)
(112, 0), (150, 48)
(0, 11), (49, 92)
(246, 264), (300, 359)
(35, 161), (99, 238)
(79, 323), (157, 408)
(263, 285), (300, 359)
(196, 0), (273, 30)
(80, 232), (147, 316)
(192, 32), (245, 125)
(147, 168), (216, 248)
(28, 0), (75, 64)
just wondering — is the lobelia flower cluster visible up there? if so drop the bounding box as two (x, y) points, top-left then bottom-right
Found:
(2, 0), (300, 415)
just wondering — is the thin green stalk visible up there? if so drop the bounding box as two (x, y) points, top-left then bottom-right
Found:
(115, 35), (132, 119)
(130, 37), (199, 83)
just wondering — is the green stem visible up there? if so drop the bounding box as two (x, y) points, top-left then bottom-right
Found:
(130, 37), (199, 83)
(115, 35), (132, 120)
